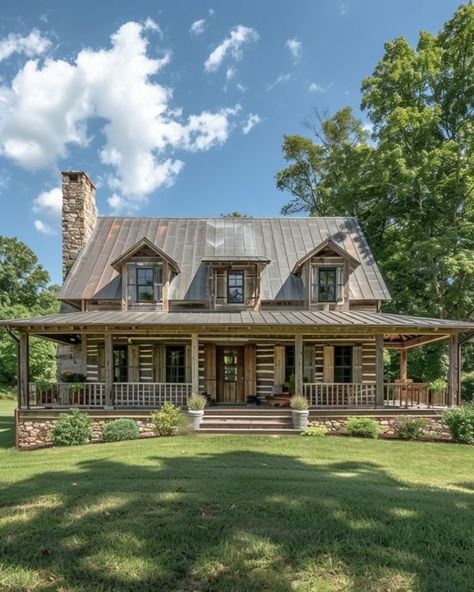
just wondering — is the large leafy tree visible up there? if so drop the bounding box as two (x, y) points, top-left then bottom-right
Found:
(276, 3), (474, 388)
(0, 237), (59, 385)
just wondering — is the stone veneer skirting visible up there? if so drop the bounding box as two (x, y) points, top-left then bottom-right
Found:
(15, 409), (451, 450)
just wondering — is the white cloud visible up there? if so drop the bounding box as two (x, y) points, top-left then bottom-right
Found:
(308, 81), (334, 93)
(242, 113), (261, 135)
(204, 25), (258, 73)
(0, 20), (242, 212)
(0, 29), (51, 62)
(32, 186), (62, 218)
(34, 219), (55, 235)
(266, 73), (291, 91)
(190, 19), (206, 35)
(285, 38), (302, 62)
(226, 66), (236, 80)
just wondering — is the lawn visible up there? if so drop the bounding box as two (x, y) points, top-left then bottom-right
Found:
(0, 400), (472, 592)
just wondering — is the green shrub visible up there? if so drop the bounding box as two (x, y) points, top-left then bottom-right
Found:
(345, 417), (381, 439)
(102, 419), (139, 442)
(150, 402), (187, 436)
(60, 371), (86, 383)
(429, 378), (447, 394)
(301, 425), (328, 437)
(290, 395), (309, 410)
(395, 418), (428, 440)
(50, 409), (92, 446)
(442, 406), (474, 444)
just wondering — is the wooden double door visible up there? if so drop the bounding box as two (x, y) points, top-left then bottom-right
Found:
(205, 344), (256, 404)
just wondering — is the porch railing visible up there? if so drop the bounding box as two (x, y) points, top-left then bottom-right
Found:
(384, 382), (447, 407)
(28, 383), (106, 407)
(303, 383), (376, 407)
(113, 383), (191, 408)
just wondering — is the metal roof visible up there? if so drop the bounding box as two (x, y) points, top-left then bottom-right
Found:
(59, 217), (391, 303)
(2, 310), (473, 331)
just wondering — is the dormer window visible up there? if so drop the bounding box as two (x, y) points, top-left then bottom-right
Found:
(312, 267), (342, 303)
(227, 271), (245, 304)
(136, 268), (155, 301)
(129, 262), (163, 303)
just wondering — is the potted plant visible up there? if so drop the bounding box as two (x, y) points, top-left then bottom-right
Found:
(290, 394), (309, 430)
(429, 378), (447, 404)
(187, 393), (207, 429)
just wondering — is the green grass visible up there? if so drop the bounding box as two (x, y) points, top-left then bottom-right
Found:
(0, 402), (473, 592)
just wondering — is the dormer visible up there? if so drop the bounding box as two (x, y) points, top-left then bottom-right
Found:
(292, 238), (360, 311)
(202, 256), (270, 311)
(111, 238), (180, 311)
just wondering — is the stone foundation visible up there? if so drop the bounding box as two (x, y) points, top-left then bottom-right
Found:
(16, 411), (451, 450)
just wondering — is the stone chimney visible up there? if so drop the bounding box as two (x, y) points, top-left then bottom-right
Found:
(62, 171), (97, 280)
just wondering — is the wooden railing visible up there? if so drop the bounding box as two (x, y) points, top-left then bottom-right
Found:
(113, 383), (191, 408)
(28, 383), (106, 407)
(384, 383), (447, 407)
(303, 383), (377, 407)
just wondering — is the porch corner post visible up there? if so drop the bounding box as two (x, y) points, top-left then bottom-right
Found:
(447, 333), (459, 407)
(375, 334), (384, 407)
(191, 333), (199, 396)
(295, 334), (303, 397)
(104, 333), (114, 408)
(19, 331), (29, 410)
(399, 348), (408, 382)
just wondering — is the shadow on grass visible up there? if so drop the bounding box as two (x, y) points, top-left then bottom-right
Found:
(0, 451), (473, 591)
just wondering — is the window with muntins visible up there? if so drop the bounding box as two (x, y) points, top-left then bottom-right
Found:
(227, 271), (245, 304)
(312, 267), (344, 303)
(136, 268), (155, 301)
(334, 346), (352, 383)
(166, 346), (186, 383)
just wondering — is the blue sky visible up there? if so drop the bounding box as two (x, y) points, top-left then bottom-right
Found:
(0, 0), (463, 284)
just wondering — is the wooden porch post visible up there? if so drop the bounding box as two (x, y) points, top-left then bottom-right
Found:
(19, 332), (29, 409)
(191, 333), (199, 395)
(104, 333), (114, 408)
(375, 334), (384, 407)
(399, 349), (408, 382)
(447, 334), (459, 407)
(295, 334), (303, 397)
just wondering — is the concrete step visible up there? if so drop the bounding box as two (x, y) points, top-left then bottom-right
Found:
(198, 427), (299, 435)
(201, 420), (293, 429)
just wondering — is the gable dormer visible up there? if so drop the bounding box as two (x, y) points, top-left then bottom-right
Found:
(292, 238), (360, 311)
(111, 238), (180, 311)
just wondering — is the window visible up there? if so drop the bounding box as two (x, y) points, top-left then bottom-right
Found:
(166, 346), (186, 383)
(113, 346), (128, 382)
(312, 267), (338, 302)
(285, 345), (295, 384)
(223, 349), (238, 382)
(334, 346), (352, 383)
(136, 267), (155, 301)
(227, 270), (245, 304)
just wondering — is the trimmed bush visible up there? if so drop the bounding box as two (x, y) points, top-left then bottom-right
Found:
(50, 409), (92, 446)
(345, 417), (381, 439)
(395, 418), (428, 440)
(151, 402), (187, 436)
(442, 406), (474, 444)
(301, 425), (327, 437)
(102, 419), (139, 442)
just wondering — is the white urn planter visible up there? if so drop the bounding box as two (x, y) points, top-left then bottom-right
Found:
(292, 409), (309, 430)
(188, 409), (204, 430)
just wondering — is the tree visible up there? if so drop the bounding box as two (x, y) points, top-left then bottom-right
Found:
(275, 3), (474, 390)
(0, 237), (59, 385)
(220, 212), (251, 217)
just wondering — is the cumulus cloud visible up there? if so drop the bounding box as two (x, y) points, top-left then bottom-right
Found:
(0, 20), (242, 212)
(34, 219), (56, 235)
(33, 186), (62, 218)
(190, 19), (206, 35)
(242, 113), (261, 135)
(285, 38), (302, 62)
(204, 25), (258, 73)
(0, 29), (51, 62)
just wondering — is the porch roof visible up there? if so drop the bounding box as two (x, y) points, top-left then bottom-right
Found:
(2, 310), (473, 333)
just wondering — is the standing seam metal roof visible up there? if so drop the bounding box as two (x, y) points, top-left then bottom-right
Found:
(59, 217), (391, 302)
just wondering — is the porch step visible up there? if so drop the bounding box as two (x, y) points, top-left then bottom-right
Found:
(200, 408), (295, 433)
(198, 427), (299, 435)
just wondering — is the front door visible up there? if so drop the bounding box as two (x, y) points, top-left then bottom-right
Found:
(217, 346), (245, 403)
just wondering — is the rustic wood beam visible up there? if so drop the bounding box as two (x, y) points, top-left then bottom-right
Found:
(19, 332), (29, 410)
(399, 349), (407, 382)
(447, 334), (459, 407)
(295, 334), (303, 396)
(191, 333), (199, 395)
(375, 334), (384, 407)
(104, 333), (114, 408)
